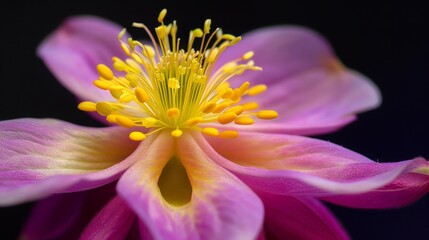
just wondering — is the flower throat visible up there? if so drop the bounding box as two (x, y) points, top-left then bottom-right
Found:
(78, 9), (278, 141)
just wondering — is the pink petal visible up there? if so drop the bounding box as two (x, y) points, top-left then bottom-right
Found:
(0, 118), (138, 205)
(117, 131), (264, 240)
(215, 26), (381, 135)
(37, 15), (127, 103)
(81, 196), (136, 240)
(21, 192), (85, 240)
(202, 131), (429, 208)
(22, 181), (117, 240)
(258, 192), (349, 240)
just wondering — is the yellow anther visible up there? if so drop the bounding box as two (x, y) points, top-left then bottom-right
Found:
(222, 62), (237, 73)
(222, 34), (236, 41)
(135, 87), (149, 103)
(238, 81), (250, 95)
(115, 116), (135, 128)
(193, 28), (204, 38)
(131, 52), (144, 64)
(204, 19), (211, 33)
(106, 114), (117, 123)
(219, 130), (239, 139)
(247, 84), (267, 96)
(256, 110), (279, 119)
(125, 74), (138, 87)
(234, 116), (255, 125)
(229, 36), (242, 46)
(242, 102), (259, 111)
(110, 89), (123, 99)
(202, 102), (217, 113)
(166, 108), (180, 118)
(120, 42), (131, 55)
(207, 48), (219, 63)
(242, 51), (254, 60)
(119, 93), (134, 103)
(97, 64), (114, 80)
(226, 106), (244, 115)
(202, 127), (219, 136)
(185, 117), (204, 126)
(126, 59), (142, 73)
(171, 129), (183, 138)
(93, 80), (111, 90)
(217, 112), (237, 124)
(129, 131), (146, 141)
(96, 102), (113, 116)
(113, 59), (126, 71)
(212, 102), (229, 113)
(158, 9), (167, 23)
(221, 88), (233, 98)
(230, 89), (241, 101)
(118, 28), (127, 40)
(143, 117), (158, 127)
(77, 102), (96, 112)
(142, 45), (155, 58)
(168, 78), (180, 89)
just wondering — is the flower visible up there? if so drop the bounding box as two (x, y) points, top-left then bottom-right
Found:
(1, 9), (428, 240)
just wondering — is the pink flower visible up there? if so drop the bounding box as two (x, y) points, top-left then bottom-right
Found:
(1, 9), (428, 240)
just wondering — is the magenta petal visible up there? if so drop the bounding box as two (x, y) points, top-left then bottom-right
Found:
(202, 131), (429, 208)
(21, 192), (85, 240)
(80, 196), (136, 240)
(259, 192), (349, 240)
(22, 181), (117, 240)
(0, 118), (138, 205)
(37, 15), (127, 103)
(214, 26), (381, 135)
(117, 131), (264, 240)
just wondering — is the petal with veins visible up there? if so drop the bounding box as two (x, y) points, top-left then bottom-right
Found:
(37, 16), (128, 103)
(117, 131), (264, 240)
(80, 196), (136, 240)
(0, 118), (138, 205)
(258, 192), (349, 240)
(214, 26), (381, 135)
(203, 131), (429, 208)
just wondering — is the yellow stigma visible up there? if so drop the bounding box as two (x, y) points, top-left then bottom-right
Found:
(78, 9), (278, 140)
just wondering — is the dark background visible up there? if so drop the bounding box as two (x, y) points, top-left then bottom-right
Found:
(1, 0), (428, 239)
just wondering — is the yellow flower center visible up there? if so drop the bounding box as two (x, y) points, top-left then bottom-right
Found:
(78, 9), (278, 141)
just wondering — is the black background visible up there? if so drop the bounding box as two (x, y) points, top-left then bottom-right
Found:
(1, 0), (428, 239)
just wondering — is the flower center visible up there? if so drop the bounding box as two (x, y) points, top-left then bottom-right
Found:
(78, 9), (278, 141)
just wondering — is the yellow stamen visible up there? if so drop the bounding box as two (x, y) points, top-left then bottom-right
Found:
(77, 101), (96, 112)
(235, 116), (255, 125)
(171, 129), (183, 137)
(217, 112), (237, 124)
(115, 115), (135, 127)
(129, 131), (146, 141)
(96, 64), (114, 80)
(256, 110), (279, 119)
(247, 84), (267, 96)
(219, 130), (239, 138)
(77, 9), (278, 141)
(135, 87), (149, 103)
(167, 108), (180, 118)
(202, 127), (219, 136)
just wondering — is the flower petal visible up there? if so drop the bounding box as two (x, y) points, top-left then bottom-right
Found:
(117, 131), (264, 240)
(258, 192), (349, 240)
(22, 181), (117, 240)
(0, 118), (138, 205)
(80, 196), (136, 240)
(202, 131), (429, 208)
(21, 192), (85, 240)
(37, 15), (127, 103)
(216, 26), (381, 135)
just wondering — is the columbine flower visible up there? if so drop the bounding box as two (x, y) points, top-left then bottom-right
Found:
(1, 9), (428, 240)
